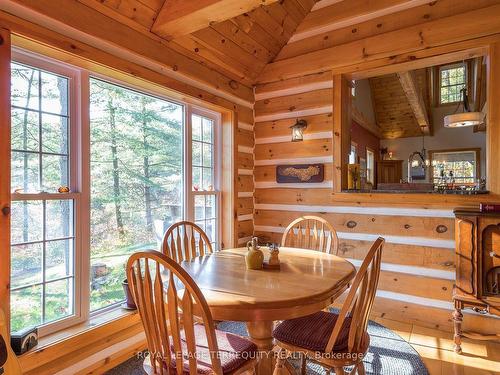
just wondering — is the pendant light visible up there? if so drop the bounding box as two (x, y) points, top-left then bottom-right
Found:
(444, 88), (484, 128)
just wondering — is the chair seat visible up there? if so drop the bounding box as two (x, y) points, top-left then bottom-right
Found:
(273, 311), (352, 353)
(169, 324), (258, 374)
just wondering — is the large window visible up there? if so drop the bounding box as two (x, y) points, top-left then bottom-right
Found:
(430, 149), (479, 184)
(89, 79), (184, 311)
(10, 52), (221, 334)
(10, 57), (79, 334)
(189, 112), (219, 249)
(439, 63), (466, 104)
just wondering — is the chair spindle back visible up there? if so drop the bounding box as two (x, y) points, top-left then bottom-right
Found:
(162, 221), (213, 262)
(126, 250), (223, 375)
(325, 237), (384, 353)
(281, 216), (339, 255)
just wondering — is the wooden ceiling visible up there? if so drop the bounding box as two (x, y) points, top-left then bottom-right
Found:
(77, 0), (316, 87)
(369, 69), (430, 139)
(3, 0), (498, 107)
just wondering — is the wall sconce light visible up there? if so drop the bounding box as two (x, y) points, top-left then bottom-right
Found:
(290, 119), (307, 142)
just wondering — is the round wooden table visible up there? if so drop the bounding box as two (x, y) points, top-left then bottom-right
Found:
(180, 247), (356, 374)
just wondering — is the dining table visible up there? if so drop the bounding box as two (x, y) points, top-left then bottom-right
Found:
(180, 246), (356, 374)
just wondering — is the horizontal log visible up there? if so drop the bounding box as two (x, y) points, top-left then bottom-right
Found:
(237, 219), (254, 239)
(237, 106), (254, 126)
(255, 163), (334, 182)
(292, 0), (428, 43)
(255, 138), (332, 160)
(255, 71), (333, 100)
(236, 128), (255, 148)
(237, 197), (254, 216)
(254, 88), (333, 117)
(237, 175), (254, 192)
(237, 152), (254, 169)
(255, 231), (455, 271)
(255, 188), (333, 205)
(277, 0), (499, 61)
(255, 113), (333, 139)
(254, 188), (500, 208)
(258, 4), (500, 82)
(254, 209), (455, 239)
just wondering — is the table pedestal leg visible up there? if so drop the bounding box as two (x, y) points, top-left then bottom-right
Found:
(246, 321), (275, 374)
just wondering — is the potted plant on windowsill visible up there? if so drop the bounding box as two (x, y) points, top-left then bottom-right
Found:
(122, 279), (137, 310)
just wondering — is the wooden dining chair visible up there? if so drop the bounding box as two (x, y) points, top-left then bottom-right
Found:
(281, 216), (339, 255)
(273, 237), (385, 375)
(127, 250), (258, 375)
(162, 221), (213, 262)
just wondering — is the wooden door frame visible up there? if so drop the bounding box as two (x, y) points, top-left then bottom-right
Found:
(332, 37), (500, 205)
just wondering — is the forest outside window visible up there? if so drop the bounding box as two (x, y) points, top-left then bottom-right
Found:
(10, 57), (79, 335)
(9, 50), (222, 335)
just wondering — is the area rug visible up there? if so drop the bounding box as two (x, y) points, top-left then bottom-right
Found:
(106, 315), (428, 374)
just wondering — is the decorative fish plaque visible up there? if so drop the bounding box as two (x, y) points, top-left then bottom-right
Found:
(276, 164), (324, 183)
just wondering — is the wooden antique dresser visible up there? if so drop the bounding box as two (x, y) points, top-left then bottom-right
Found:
(453, 208), (500, 353)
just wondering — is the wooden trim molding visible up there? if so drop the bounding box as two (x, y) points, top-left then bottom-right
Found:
(0, 27), (10, 335)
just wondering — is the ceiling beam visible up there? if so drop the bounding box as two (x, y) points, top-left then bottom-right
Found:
(152, 0), (280, 40)
(291, 0), (429, 42)
(397, 70), (430, 135)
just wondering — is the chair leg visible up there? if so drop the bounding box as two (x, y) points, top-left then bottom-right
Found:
(273, 349), (289, 375)
(334, 366), (345, 375)
(357, 362), (365, 375)
(300, 353), (307, 375)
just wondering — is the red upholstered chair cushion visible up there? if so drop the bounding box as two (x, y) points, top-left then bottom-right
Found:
(170, 324), (258, 374)
(273, 311), (352, 352)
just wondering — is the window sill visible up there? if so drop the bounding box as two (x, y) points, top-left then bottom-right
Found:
(19, 306), (143, 374)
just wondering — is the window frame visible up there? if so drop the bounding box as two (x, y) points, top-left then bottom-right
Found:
(184, 105), (222, 249)
(10, 49), (86, 335)
(436, 61), (471, 106)
(9, 50), (223, 335)
(366, 148), (375, 185)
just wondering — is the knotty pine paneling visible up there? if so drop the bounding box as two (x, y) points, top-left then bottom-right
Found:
(237, 197), (254, 216)
(255, 113), (333, 139)
(237, 152), (254, 170)
(254, 88), (333, 117)
(236, 106), (255, 244)
(256, 231), (455, 271)
(254, 209), (454, 239)
(255, 138), (332, 160)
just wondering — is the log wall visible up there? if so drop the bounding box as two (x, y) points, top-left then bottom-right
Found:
(253, 71), (500, 334)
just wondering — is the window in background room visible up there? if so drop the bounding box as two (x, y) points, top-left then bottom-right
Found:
(366, 149), (375, 184)
(10, 59), (78, 334)
(189, 111), (220, 250)
(439, 63), (466, 104)
(349, 143), (357, 164)
(89, 78), (184, 311)
(431, 149), (479, 184)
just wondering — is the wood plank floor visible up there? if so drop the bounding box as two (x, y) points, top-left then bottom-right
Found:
(373, 317), (500, 375)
